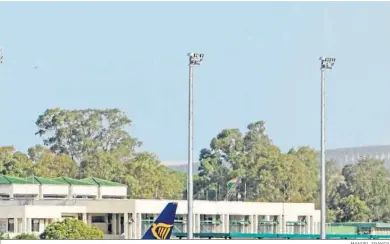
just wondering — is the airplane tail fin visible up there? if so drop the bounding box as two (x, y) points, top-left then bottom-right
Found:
(142, 202), (178, 239)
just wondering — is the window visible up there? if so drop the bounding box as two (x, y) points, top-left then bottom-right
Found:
(92, 216), (105, 223)
(8, 219), (14, 232)
(31, 219), (39, 232)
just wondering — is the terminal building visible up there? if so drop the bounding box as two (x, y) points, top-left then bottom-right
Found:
(0, 175), (321, 239)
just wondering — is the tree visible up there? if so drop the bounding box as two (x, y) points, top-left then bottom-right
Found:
(325, 160), (345, 222)
(35, 108), (141, 162)
(196, 121), (319, 203)
(336, 195), (371, 222)
(257, 150), (318, 203)
(13, 233), (37, 239)
(340, 158), (390, 221)
(123, 152), (183, 199)
(29, 145), (78, 178)
(40, 218), (103, 239)
(0, 146), (33, 177)
(80, 150), (126, 181)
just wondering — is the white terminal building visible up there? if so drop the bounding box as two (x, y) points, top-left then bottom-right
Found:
(0, 175), (321, 239)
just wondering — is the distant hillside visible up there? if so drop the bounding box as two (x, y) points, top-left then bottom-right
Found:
(164, 145), (390, 173)
(167, 162), (201, 173)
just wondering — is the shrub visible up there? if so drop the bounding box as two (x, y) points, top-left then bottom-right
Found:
(40, 218), (103, 239)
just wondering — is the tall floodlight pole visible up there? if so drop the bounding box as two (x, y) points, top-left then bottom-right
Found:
(187, 52), (203, 239)
(319, 56), (336, 240)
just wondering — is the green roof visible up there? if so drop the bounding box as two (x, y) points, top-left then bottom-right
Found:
(81, 177), (126, 187)
(0, 175), (125, 186)
(54, 177), (95, 186)
(25, 176), (67, 185)
(0, 176), (31, 184)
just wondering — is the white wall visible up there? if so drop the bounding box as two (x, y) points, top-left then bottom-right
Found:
(72, 185), (98, 197)
(42, 185), (69, 196)
(100, 186), (127, 198)
(0, 185), (12, 196)
(24, 206), (86, 218)
(0, 206), (25, 218)
(76, 199), (135, 213)
(13, 184), (39, 196)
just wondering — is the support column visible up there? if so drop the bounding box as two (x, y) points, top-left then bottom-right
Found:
(309, 216), (313, 234)
(183, 215), (187, 233)
(22, 218), (26, 233)
(197, 214), (201, 233)
(68, 186), (74, 199)
(278, 215), (283, 233)
(117, 214), (121, 236)
(128, 214), (132, 239)
(26, 218), (31, 233)
(136, 213), (141, 239)
(18, 218), (22, 234)
(249, 215), (254, 233)
(123, 213), (128, 239)
(12, 218), (17, 233)
(104, 214), (108, 234)
(39, 185), (43, 200)
(193, 214), (197, 233)
(225, 214), (230, 233)
(82, 213), (87, 224)
(254, 215), (258, 234)
(87, 214), (92, 226)
(306, 215), (311, 234)
(213, 215), (217, 233)
(39, 219), (45, 233)
(221, 214), (225, 233)
(131, 213), (136, 239)
(112, 214), (117, 235)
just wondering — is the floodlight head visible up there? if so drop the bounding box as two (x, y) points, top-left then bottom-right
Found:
(0, 47), (3, 64)
(320, 56), (336, 70)
(188, 52), (204, 66)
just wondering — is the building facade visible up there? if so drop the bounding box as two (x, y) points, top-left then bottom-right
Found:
(0, 175), (320, 239)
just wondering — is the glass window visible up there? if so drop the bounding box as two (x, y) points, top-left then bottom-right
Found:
(31, 219), (39, 232)
(92, 216), (105, 223)
(8, 219), (14, 232)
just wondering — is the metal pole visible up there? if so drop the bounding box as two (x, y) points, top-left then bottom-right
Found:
(187, 52), (203, 239)
(318, 56), (335, 240)
(187, 62), (194, 240)
(320, 68), (326, 240)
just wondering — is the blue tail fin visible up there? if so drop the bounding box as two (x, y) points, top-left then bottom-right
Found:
(142, 202), (178, 239)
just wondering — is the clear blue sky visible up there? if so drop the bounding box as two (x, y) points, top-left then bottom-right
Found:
(1, 2), (390, 162)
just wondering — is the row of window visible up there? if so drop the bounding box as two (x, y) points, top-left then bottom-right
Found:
(0, 195), (124, 200)
(6, 219), (40, 233)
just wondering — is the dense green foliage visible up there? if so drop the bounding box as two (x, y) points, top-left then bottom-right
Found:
(40, 218), (103, 239)
(0, 233), (10, 239)
(13, 233), (38, 239)
(1, 107), (390, 223)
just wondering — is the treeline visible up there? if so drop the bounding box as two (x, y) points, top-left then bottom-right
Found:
(194, 121), (390, 223)
(2, 108), (389, 223)
(1, 108), (185, 199)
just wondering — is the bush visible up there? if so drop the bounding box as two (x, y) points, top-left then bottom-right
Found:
(0, 233), (10, 239)
(40, 218), (103, 239)
(14, 233), (37, 239)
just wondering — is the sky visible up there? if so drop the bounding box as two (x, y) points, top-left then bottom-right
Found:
(1, 1), (390, 162)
